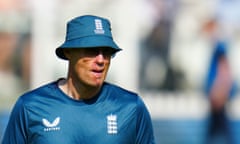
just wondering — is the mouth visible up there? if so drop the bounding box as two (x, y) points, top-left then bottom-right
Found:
(92, 69), (104, 78)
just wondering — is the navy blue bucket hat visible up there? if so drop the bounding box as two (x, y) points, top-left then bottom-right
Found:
(56, 15), (122, 60)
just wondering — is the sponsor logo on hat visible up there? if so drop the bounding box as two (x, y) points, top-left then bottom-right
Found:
(94, 19), (105, 34)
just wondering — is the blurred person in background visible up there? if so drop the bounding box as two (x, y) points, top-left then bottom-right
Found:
(0, 0), (31, 141)
(0, 31), (29, 108)
(139, 0), (184, 91)
(204, 41), (237, 144)
(2, 15), (155, 144)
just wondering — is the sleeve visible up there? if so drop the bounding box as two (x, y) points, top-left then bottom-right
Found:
(135, 97), (155, 144)
(2, 97), (28, 144)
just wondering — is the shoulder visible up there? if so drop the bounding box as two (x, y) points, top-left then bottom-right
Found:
(103, 82), (145, 105)
(18, 81), (58, 106)
(104, 82), (138, 97)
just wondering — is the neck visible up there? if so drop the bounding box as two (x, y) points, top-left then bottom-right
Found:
(58, 78), (101, 100)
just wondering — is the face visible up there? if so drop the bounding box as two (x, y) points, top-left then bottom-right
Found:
(65, 47), (115, 88)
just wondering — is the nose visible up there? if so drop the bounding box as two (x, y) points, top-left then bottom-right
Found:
(95, 52), (105, 64)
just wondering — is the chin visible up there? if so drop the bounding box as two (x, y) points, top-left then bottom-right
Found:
(88, 79), (104, 88)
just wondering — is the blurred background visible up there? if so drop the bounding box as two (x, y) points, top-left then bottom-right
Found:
(1, 0), (240, 143)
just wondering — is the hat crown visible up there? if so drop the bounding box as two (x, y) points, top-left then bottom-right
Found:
(66, 15), (113, 41)
(56, 15), (121, 60)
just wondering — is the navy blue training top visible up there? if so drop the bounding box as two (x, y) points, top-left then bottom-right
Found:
(2, 80), (155, 144)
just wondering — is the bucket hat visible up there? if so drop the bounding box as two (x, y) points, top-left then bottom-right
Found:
(56, 15), (121, 60)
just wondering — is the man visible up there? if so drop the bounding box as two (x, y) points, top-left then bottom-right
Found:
(204, 41), (237, 144)
(2, 15), (155, 143)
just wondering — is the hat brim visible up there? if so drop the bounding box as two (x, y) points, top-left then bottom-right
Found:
(56, 36), (122, 60)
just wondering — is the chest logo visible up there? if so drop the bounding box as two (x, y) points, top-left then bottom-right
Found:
(42, 117), (61, 131)
(107, 114), (118, 134)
